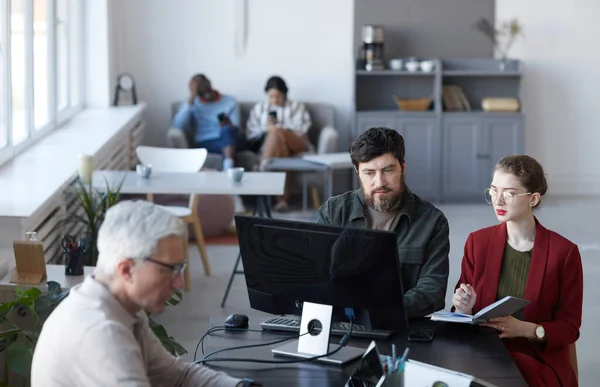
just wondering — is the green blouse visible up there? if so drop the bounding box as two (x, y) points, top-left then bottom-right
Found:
(496, 242), (532, 321)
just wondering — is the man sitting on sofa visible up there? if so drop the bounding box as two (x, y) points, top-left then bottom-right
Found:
(169, 74), (243, 171)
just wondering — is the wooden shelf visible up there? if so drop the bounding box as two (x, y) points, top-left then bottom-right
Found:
(356, 110), (436, 116)
(356, 70), (436, 77)
(443, 111), (523, 117)
(443, 70), (521, 77)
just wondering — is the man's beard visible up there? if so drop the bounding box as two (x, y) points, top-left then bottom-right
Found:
(360, 181), (403, 212)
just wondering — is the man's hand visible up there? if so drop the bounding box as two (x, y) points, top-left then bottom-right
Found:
(452, 283), (476, 314)
(480, 316), (537, 340)
(188, 77), (199, 105)
(219, 116), (232, 127)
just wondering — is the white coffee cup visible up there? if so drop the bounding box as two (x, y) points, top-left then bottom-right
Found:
(227, 167), (245, 183)
(136, 164), (152, 178)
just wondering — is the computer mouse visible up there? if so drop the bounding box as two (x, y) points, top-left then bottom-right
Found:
(224, 313), (249, 329)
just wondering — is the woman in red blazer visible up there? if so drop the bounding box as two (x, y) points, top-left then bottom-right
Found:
(453, 155), (583, 387)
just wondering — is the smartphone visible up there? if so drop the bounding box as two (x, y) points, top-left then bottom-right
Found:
(268, 111), (277, 120)
(217, 112), (227, 122)
(407, 326), (436, 343)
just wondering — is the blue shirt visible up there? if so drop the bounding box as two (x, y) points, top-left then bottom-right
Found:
(172, 94), (240, 143)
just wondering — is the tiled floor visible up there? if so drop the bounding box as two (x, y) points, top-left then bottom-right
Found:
(153, 197), (600, 384)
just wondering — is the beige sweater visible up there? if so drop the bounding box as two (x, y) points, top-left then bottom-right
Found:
(31, 276), (241, 387)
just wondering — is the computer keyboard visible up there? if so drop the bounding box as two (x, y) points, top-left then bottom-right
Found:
(260, 317), (394, 340)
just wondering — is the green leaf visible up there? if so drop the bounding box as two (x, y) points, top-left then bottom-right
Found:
(149, 317), (188, 356)
(21, 288), (42, 301)
(166, 289), (183, 306)
(6, 340), (33, 377)
(0, 328), (22, 340)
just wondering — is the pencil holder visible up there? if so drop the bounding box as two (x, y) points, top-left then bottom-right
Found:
(64, 250), (84, 276)
(378, 368), (404, 387)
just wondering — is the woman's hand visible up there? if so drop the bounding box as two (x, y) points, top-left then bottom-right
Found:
(480, 316), (536, 339)
(188, 77), (199, 105)
(452, 283), (476, 314)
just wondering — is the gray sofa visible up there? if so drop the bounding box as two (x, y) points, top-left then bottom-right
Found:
(169, 101), (339, 171)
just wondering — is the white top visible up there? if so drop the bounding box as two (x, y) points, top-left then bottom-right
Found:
(92, 170), (286, 196)
(31, 276), (241, 387)
(245, 99), (312, 140)
(302, 152), (353, 169)
(0, 105), (145, 218)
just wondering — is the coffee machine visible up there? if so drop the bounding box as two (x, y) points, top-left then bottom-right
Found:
(359, 25), (385, 71)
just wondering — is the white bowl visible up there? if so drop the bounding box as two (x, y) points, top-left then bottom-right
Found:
(405, 61), (420, 72)
(389, 59), (403, 71)
(420, 60), (435, 72)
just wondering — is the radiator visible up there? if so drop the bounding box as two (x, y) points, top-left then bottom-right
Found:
(21, 120), (146, 264)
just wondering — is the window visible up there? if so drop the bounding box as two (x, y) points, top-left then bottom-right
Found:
(0, 0), (83, 164)
(56, 0), (67, 111)
(0, 3), (7, 150)
(10, 0), (27, 145)
(33, 0), (50, 130)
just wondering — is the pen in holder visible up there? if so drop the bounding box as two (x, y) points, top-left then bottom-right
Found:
(346, 342), (408, 387)
(377, 370), (404, 387)
(62, 235), (85, 276)
(377, 346), (408, 387)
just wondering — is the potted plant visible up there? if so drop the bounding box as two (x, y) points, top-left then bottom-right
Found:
(0, 282), (186, 385)
(65, 177), (124, 266)
(474, 17), (524, 71)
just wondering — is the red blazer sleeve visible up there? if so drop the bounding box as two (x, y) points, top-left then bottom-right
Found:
(456, 232), (475, 290)
(450, 233), (476, 313)
(541, 244), (583, 350)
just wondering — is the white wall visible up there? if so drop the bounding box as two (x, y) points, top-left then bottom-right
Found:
(83, 0), (112, 107)
(497, 0), (600, 195)
(109, 0), (354, 147)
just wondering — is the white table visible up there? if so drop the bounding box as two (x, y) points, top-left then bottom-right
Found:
(302, 152), (354, 200)
(92, 170), (286, 196)
(92, 170), (285, 300)
(0, 264), (94, 301)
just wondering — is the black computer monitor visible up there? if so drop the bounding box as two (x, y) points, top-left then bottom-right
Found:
(234, 215), (408, 331)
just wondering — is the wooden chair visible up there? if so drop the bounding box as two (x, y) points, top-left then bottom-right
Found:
(569, 342), (578, 382)
(135, 146), (209, 291)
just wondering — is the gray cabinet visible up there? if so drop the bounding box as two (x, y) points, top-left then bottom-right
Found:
(442, 114), (524, 201)
(352, 58), (525, 203)
(396, 117), (440, 201)
(354, 112), (397, 137)
(356, 112), (440, 201)
(485, 118), (524, 164)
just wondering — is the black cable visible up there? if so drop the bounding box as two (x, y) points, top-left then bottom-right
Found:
(195, 318), (354, 366)
(193, 325), (296, 362)
(193, 326), (263, 362)
(200, 330), (310, 361)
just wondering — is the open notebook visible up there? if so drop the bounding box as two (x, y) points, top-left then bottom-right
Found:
(430, 296), (530, 324)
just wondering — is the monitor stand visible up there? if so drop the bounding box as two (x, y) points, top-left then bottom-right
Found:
(271, 302), (364, 366)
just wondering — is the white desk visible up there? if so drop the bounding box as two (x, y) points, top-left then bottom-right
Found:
(93, 170), (285, 294)
(0, 264), (94, 301)
(92, 170), (286, 196)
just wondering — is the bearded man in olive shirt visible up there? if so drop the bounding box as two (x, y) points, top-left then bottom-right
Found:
(317, 127), (450, 318)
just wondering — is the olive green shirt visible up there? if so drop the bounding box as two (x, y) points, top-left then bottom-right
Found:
(317, 186), (450, 318)
(496, 242), (532, 321)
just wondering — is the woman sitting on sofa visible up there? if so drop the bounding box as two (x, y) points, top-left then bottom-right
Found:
(246, 75), (312, 212)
